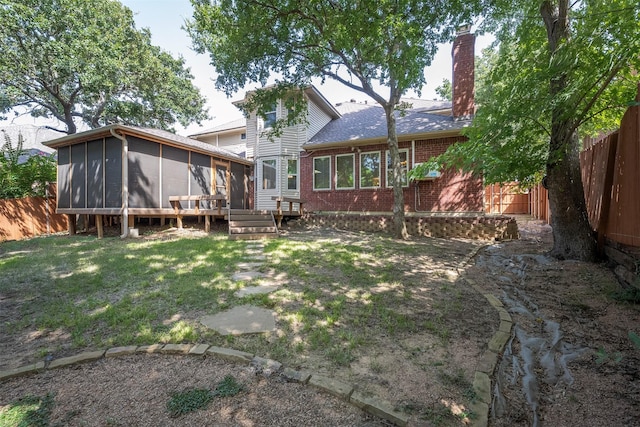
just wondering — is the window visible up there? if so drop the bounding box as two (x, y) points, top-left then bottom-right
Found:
(386, 149), (409, 187)
(287, 159), (298, 190)
(360, 151), (381, 188)
(240, 133), (246, 140)
(262, 159), (277, 190)
(313, 156), (331, 190)
(262, 102), (277, 129)
(336, 154), (355, 189)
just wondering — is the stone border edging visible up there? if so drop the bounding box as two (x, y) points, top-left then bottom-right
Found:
(455, 244), (513, 427)
(0, 343), (409, 427)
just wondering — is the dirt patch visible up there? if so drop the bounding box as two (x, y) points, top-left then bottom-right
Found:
(465, 218), (640, 426)
(0, 354), (385, 426)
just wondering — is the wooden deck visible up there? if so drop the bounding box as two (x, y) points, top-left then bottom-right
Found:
(64, 195), (304, 239)
(271, 196), (304, 227)
(169, 194), (227, 230)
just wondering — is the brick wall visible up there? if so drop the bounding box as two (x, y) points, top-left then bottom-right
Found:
(289, 213), (518, 241)
(452, 29), (475, 119)
(300, 137), (484, 213)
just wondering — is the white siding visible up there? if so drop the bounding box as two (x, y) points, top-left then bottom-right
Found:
(197, 131), (247, 156)
(246, 112), (257, 161)
(307, 99), (334, 141)
(254, 101), (307, 210)
(254, 102), (281, 210)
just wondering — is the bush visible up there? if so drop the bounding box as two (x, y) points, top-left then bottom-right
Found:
(0, 131), (56, 199)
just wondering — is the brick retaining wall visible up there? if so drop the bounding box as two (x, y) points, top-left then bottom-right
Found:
(289, 213), (519, 241)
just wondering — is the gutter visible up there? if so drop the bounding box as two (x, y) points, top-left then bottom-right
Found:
(109, 127), (129, 238)
(303, 128), (465, 151)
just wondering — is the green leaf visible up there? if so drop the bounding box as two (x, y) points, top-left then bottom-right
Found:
(0, 0), (209, 134)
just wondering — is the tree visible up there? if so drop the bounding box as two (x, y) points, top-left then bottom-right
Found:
(0, 131), (56, 199)
(187, 0), (483, 239)
(434, 79), (452, 101)
(426, 0), (640, 261)
(0, 0), (209, 134)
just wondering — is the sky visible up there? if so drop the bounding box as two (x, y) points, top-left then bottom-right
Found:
(3, 0), (493, 136)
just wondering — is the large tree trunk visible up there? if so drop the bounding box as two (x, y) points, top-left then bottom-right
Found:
(542, 0), (598, 261)
(546, 130), (597, 261)
(384, 105), (409, 239)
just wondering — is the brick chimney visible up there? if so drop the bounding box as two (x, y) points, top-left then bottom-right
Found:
(452, 25), (475, 119)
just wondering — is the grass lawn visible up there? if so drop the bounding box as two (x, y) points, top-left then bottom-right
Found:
(0, 233), (250, 352)
(1, 228), (493, 424)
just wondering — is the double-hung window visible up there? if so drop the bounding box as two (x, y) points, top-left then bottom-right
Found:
(336, 154), (355, 189)
(262, 159), (277, 190)
(262, 102), (277, 129)
(313, 156), (331, 190)
(287, 159), (298, 190)
(386, 149), (409, 187)
(360, 151), (381, 188)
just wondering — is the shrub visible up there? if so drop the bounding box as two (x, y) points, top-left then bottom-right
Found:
(0, 131), (56, 199)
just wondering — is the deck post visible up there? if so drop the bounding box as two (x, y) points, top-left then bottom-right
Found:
(68, 214), (76, 235)
(205, 215), (210, 232)
(96, 215), (104, 238)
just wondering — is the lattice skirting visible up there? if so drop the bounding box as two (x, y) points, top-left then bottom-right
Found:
(289, 214), (519, 241)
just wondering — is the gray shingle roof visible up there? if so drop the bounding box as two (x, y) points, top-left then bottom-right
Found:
(305, 100), (470, 148)
(188, 118), (247, 137)
(44, 124), (251, 165)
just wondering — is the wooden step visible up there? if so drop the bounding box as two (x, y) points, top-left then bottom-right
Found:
(229, 214), (273, 221)
(229, 226), (277, 234)
(229, 209), (270, 215)
(229, 220), (274, 227)
(229, 233), (278, 240)
(227, 209), (278, 240)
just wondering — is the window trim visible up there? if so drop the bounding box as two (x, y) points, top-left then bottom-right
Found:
(385, 148), (410, 188)
(359, 151), (381, 189)
(313, 156), (331, 191)
(262, 102), (277, 130)
(287, 158), (298, 191)
(261, 158), (277, 190)
(335, 153), (355, 190)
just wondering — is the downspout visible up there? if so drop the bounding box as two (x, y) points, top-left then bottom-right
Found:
(110, 128), (129, 238)
(255, 113), (261, 210)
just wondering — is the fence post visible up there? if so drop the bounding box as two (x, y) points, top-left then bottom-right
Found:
(596, 133), (619, 254)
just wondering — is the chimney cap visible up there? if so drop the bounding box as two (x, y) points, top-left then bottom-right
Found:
(456, 24), (471, 35)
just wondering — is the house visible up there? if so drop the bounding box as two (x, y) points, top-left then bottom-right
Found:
(188, 118), (248, 158)
(0, 124), (58, 163)
(45, 124), (252, 237)
(191, 27), (483, 215)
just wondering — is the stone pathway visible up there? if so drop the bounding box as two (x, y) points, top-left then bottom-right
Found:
(200, 240), (282, 335)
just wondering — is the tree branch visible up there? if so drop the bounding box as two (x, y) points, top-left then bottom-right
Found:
(572, 61), (624, 131)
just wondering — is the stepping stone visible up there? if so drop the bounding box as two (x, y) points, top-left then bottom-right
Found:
(235, 284), (280, 298)
(200, 305), (276, 335)
(232, 271), (266, 281)
(246, 254), (266, 261)
(237, 262), (264, 270)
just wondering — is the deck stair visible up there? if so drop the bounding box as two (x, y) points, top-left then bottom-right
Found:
(227, 209), (278, 240)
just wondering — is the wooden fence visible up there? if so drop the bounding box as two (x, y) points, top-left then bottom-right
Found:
(0, 183), (68, 242)
(484, 183), (530, 215)
(531, 83), (640, 248)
